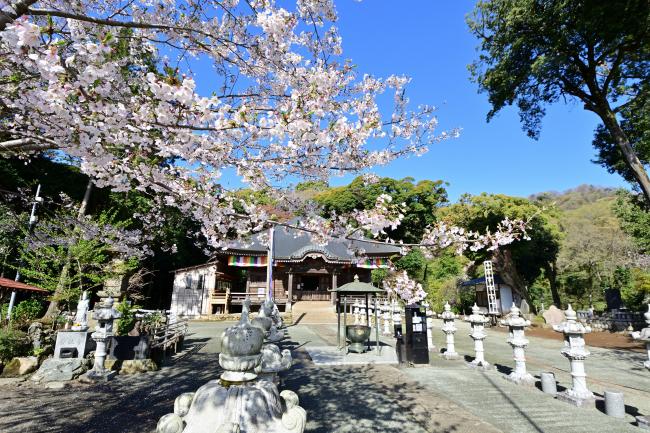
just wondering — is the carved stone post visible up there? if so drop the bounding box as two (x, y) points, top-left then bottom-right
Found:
(466, 303), (490, 369)
(440, 302), (459, 360)
(353, 300), (360, 325)
(630, 304), (650, 371)
(553, 304), (594, 407)
(500, 304), (534, 385)
(423, 301), (435, 350)
(382, 301), (391, 335)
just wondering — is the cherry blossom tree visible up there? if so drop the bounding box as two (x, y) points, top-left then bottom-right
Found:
(0, 0), (529, 271)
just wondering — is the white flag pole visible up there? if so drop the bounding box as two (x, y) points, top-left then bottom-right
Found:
(266, 226), (274, 301)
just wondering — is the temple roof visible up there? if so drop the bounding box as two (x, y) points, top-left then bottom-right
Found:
(222, 223), (401, 263)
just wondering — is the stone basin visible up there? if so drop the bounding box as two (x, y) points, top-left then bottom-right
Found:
(346, 325), (371, 353)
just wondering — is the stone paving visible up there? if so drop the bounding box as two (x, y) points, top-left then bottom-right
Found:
(0, 319), (647, 433)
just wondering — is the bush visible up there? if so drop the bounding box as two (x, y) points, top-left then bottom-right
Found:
(115, 299), (141, 336)
(0, 328), (31, 362)
(0, 299), (45, 328)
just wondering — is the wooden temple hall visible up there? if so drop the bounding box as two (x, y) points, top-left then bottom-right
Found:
(169, 225), (401, 318)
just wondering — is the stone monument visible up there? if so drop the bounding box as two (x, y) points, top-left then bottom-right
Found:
(80, 297), (122, 383)
(543, 305), (565, 327)
(466, 303), (490, 369)
(53, 291), (94, 359)
(553, 304), (594, 407)
(156, 299), (306, 433)
(630, 304), (650, 371)
(500, 304), (535, 385)
(423, 301), (435, 350)
(440, 302), (459, 360)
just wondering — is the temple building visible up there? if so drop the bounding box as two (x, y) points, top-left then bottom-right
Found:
(169, 225), (401, 318)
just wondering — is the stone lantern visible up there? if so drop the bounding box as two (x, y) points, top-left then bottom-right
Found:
(440, 302), (459, 360)
(252, 299), (284, 343)
(500, 304), (534, 385)
(630, 304), (650, 371)
(553, 304), (594, 407)
(466, 303), (490, 369)
(156, 299), (306, 433)
(80, 297), (121, 382)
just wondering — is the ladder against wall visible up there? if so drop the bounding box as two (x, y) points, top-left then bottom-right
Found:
(483, 261), (499, 315)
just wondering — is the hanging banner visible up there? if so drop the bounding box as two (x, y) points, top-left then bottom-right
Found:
(228, 255), (268, 267)
(356, 258), (390, 269)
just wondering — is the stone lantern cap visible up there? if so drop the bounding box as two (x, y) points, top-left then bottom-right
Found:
(500, 304), (531, 328)
(466, 303), (489, 325)
(440, 302), (457, 320)
(93, 297), (122, 321)
(219, 298), (264, 382)
(553, 304), (591, 335)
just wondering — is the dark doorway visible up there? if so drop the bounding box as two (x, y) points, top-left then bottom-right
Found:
(301, 275), (320, 291)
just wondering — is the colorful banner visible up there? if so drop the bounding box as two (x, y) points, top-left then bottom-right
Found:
(228, 255), (268, 267)
(356, 257), (390, 269)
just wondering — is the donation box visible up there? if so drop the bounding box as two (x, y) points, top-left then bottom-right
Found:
(404, 303), (429, 364)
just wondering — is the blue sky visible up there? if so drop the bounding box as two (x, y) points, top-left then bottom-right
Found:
(192, 1), (629, 201)
(329, 0), (629, 201)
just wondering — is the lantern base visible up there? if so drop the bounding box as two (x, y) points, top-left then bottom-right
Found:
(466, 359), (491, 370)
(440, 350), (459, 360)
(504, 371), (535, 386)
(556, 390), (595, 407)
(79, 369), (116, 383)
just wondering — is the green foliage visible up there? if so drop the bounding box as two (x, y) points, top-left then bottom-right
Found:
(468, 0), (649, 138)
(394, 249), (427, 279)
(622, 269), (650, 311)
(316, 176), (448, 243)
(613, 192), (650, 253)
(1, 299), (44, 328)
(0, 328), (30, 362)
(439, 193), (561, 290)
(115, 299), (141, 336)
(295, 181), (328, 192)
(370, 268), (389, 286)
(424, 252), (468, 312)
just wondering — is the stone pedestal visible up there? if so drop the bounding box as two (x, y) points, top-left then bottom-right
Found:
(54, 331), (94, 359)
(500, 304), (535, 385)
(553, 304), (594, 407)
(466, 304), (490, 369)
(440, 303), (459, 360)
(630, 304), (650, 371)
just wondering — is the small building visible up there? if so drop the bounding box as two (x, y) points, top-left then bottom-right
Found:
(0, 277), (49, 302)
(170, 224), (401, 319)
(460, 275), (519, 315)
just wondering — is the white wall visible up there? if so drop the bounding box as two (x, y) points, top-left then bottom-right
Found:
(499, 285), (513, 314)
(170, 265), (216, 318)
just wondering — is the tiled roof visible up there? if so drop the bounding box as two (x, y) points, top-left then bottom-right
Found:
(0, 277), (49, 294)
(223, 222), (402, 261)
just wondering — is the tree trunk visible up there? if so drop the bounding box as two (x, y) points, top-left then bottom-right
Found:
(543, 261), (562, 308)
(43, 180), (93, 317)
(491, 249), (531, 307)
(598, 104), (650, 204)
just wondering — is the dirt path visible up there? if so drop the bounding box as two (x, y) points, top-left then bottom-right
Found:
(492, 324), (646, 352)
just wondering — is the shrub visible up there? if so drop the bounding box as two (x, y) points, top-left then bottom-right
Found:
(115, 299), (141, 336)
(0, 328), (31, 362)
(0, 299), (45, 329)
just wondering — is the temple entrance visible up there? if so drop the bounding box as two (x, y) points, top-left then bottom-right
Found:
(301, 275), (321, 291)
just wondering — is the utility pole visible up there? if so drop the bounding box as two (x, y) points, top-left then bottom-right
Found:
(6, 184), (43, 320)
